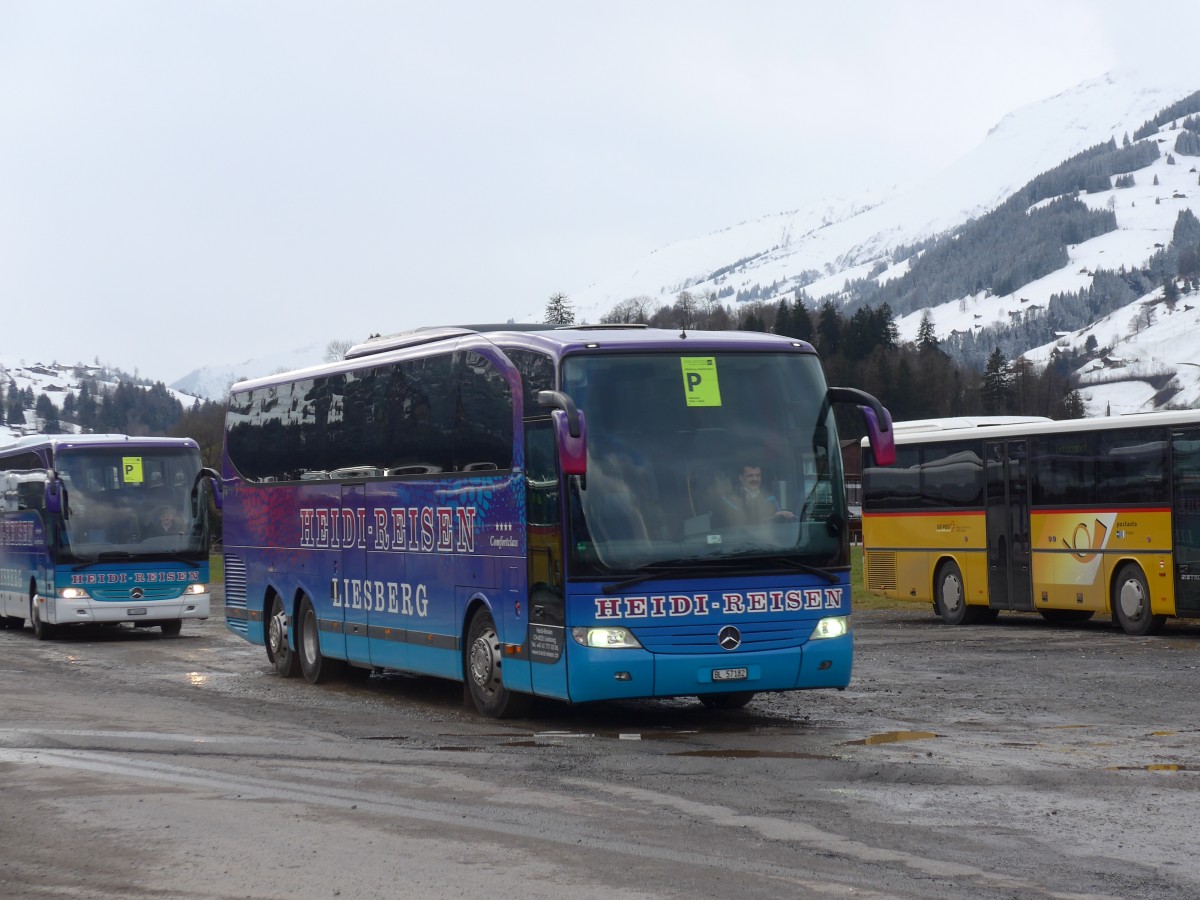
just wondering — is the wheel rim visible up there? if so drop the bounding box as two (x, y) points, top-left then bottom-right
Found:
(941, 572), (963, 614)
(469, 625), (500, 699)
(1119, 578), (1145, 620)
(268, 605), (287, 657)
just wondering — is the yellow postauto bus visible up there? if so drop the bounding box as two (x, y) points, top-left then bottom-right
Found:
(860, 412), (1200, 635)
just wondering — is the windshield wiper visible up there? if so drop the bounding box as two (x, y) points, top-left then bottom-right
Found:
(602, 559), (716, 594)
(601, 554), (841, 594)
(760, 555), (842, 584)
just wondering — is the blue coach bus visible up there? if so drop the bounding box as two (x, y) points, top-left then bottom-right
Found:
(221, 324), (893, 717)
(0, 434), (219, 639)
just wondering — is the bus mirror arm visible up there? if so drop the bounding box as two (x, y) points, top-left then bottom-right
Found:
(191, 467), (224, 513)
(538, 391), (588, 477)
(829, 386), (895, 466)
(537, 391), (580, 437)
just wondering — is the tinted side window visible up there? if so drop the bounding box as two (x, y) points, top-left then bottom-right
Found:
(1032, 434), (1096, 506)
(455, 351), (513, 471)
(226, 351), (510, 481)
(1098, 428), (1168, 504)
(921, 443), (984, 508)
(864, 445), (920, 511)
(505, 348), (556, 414)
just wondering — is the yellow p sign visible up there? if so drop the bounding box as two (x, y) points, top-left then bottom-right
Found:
(680, 357), (722, 407)
(122, 457), (144, 484)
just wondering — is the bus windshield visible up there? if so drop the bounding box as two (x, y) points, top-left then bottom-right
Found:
(56, 447), (207, 562)
(563, 351), (845, 576)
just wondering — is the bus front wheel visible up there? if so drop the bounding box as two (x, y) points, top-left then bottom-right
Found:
(935, 561), (969, 626)
(30, 596), (57, 641)
(1112, 564), (1165, 636)
(160, 619), (183, 637)
(266, 594), (300, 678)
(298, 596), (343, 684)
(698, 691), (755, 710)
(465, 608), (530, 719)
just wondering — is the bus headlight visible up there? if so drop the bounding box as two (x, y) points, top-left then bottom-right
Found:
(810, 616), (849, 640)
(571, 626), (643, 649)
(58, 587), (90, 600)
(184, 583), (208, 595)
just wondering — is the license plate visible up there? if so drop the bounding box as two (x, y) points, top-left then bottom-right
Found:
(127, 608), (148, 616)
(712, 667), (748, 682)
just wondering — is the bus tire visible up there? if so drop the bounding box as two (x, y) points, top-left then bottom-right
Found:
(465, 608), (530, 719)
(935, 561), (969, 626)
(30, 596), (57, 641)
(160, 619), (183, 637)
(266, 594), (300, 678)
(6, 616), (24, 629)
(698, 691), (755, 710)
(297, 596), (343, 684)
(1112, 564), (1165, 636)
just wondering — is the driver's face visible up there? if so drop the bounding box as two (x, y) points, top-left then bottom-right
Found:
(739, 467), (762, 490)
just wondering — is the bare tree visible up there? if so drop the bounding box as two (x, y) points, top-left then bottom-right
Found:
(325, 339), (353, 362)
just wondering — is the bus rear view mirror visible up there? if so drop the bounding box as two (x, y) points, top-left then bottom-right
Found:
(44, 476), (64, 515)
(828, 386), (895, 466)
(538, 390), (588, 476)
(863, 405), (895, 466)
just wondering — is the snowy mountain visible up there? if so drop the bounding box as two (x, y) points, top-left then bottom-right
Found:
(8, 68), (1200, 426)
(0, 360), (203, 443)
(567, 68), (1200, 416)
(170, 341), (328, 401)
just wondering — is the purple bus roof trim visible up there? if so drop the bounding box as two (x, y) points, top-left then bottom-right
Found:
(233, 326), (818, 394)
(0, 434), (200, 454)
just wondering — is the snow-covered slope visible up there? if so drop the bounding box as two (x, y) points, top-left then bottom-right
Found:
(170, 341), (327, 401)
(1, 361), (203, 443)
(570, 69), (1199, 323)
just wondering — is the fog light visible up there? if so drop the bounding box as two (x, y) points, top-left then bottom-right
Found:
(614, 672), (632, 681)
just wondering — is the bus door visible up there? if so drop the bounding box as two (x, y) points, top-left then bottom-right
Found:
(1172, 428), (1200, 614)
(339, 482), (371, 665)
(985, 440), (1033, 611)
(526, 420), (569, 699)
(365, 484), (407, 671)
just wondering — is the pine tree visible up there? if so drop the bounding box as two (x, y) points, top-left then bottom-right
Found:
(791, 293), (814, 341)
(916, 311), (939, 353)
(981, 347), (1012, 414)
(544, 292), (574, 326)
(35, 394), (62, 434)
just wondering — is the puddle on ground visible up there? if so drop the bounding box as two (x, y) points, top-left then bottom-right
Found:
(1105, 763), (1195, 772)
(669, 748), (838, 760)
(847, 730), (939, 746)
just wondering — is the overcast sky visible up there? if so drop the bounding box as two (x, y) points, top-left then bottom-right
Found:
(1, 1), (1193, 383)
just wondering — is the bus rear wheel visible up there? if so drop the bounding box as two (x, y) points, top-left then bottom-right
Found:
(465, 608), (529, 719)
(298, 596), (343, 684)
(1112, 564), (1165, 636)
(266, 594), (300, 678)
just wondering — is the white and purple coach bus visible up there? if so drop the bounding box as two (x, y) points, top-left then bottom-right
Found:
(0, 434), (219, 639)
(221, 325), (893, 717)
